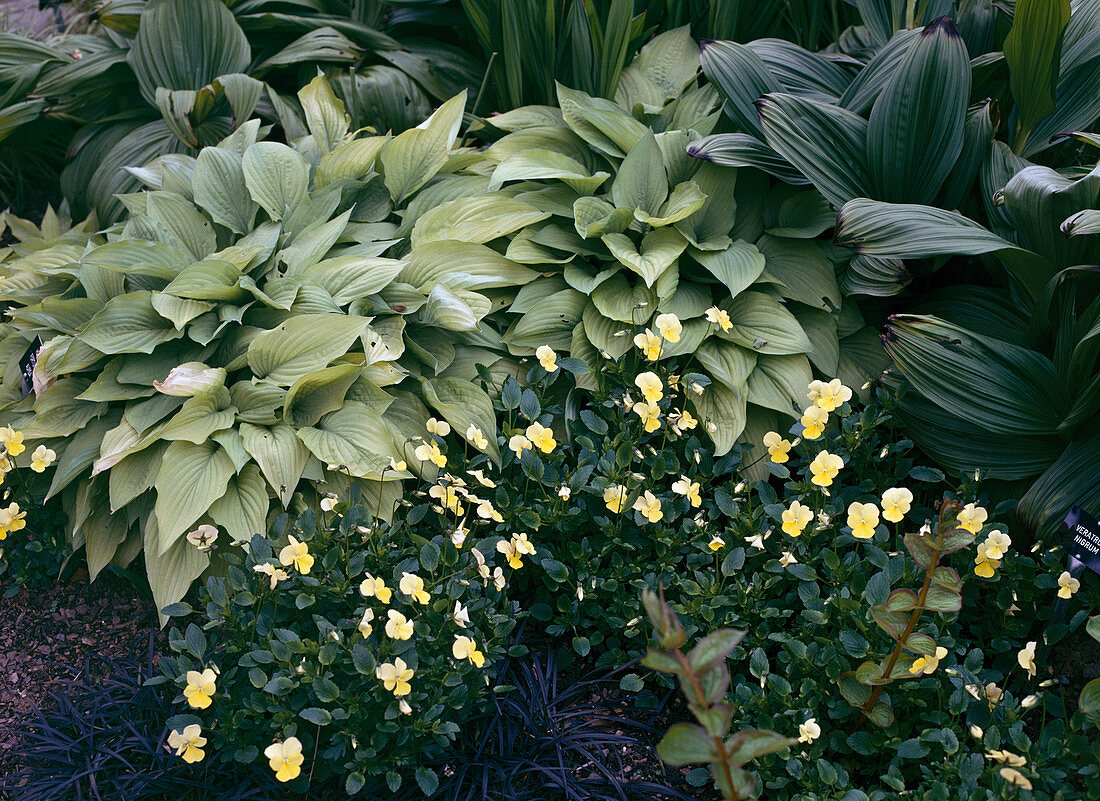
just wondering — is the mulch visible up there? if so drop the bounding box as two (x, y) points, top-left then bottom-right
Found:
(0, 569), (161, 777)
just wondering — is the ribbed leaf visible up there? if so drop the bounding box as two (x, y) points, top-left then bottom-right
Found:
(699, 40), (780, 140)
(866, 17), (970, 204)
(247, 313), (371, 385)
(154, 440), (235, 553)
(1004, 0), (1071, 151)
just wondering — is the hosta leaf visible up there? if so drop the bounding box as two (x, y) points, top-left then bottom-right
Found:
(696, 339), (756, 394)
(208, 463), (268, 544)
(240, 422), (309, 507)
(163, 259), (246, 302)
(316, 136), (389, 187)
(688, 240), (766, 302)
(300, 253), (405, 305)
(380, 91), (466, 202)
(718, 291), (812, 355)
(590, 273), (657, 324)
(573, 197), (633, 239)
(508, 289), (587, 351)
(581, 302), (633, 360)
(160, 388), (236, 444)
(487, 150), (609, 195)
(635, 181), (707, 227)
(77, 291), (184, 355)
(757, 235), (841, 311)
(154, 440), (236, 553)
(400, 241), (539, 292)
(299, 73), (349, 154)
(603, 228), (688, 288)
(297, 401), (397, 479)
(145, 192), (216, 262)
(421, 284), (482, 330)
(611, 131), (668, 216)
(747, 354), (813, 416)
(556, 83), (648, 157)
(283, 364), (363, 428)
(242, 142), (309, 221)
(247, 313), (371, 385)
(691, 379), (747, 455)
(411, 196), (550, 247)
(144, 515), (209, 624)
(151, 293), (216, 329)
(422, 377), (500, 464)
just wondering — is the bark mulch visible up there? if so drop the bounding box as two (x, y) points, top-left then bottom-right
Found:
(0, 569), (160, 778)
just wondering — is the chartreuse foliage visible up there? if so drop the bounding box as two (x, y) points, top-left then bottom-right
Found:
(0, 77), (530, 616)
(642, 588), (794, 800)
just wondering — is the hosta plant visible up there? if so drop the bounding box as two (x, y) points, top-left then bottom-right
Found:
(0, 78), (515, 614)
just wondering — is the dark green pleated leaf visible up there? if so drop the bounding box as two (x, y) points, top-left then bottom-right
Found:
(744, 39), (852, 99)
(884, 314), (1071, 438)
(1001, 164), (1100, 268)
(686, 133), (808, 185)
(838, 254), (910, 297)
(839, 28), (921, 114)
(938, 99), (995, 211)
(866, 16), (970, 204)
(1017, 424), (1100, 542)
(854, 0), (906, 47)
(834, 198), (1054, 302)
(757, 93), (871, 208)
(1004, 0), (1071, 152)
(699, 40), (782, 140)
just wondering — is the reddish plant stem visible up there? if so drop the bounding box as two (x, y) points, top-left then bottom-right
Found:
(674, 649), (740, 801)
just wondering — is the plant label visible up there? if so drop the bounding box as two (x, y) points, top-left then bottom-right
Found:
(1064, 505), (1100, 576)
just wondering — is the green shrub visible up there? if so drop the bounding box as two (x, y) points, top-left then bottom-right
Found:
(157, 502), (516, 795)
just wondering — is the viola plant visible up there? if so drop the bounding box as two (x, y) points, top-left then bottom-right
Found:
(156, 500), (517, 796)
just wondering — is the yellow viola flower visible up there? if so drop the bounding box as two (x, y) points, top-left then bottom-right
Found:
(493, 566), (506, 590)
(167, 724), (207, 763)
(654, 312), (682, 343)
(634, 371), (664, 403)
(1017, 641), (1037, 678)
(846, 502), (879, 539)
(633, 401), (662, 433)
(957, 502), (987, 534)
(557, 485), (571, 500)
(186, 524), (218, 552)
(782, 501), (814, 537)
(385, 609), (414, 640)
(536, 345), (558, 372)
(797, 718), (821, 743)
(604, 484), (627, 513)
(808, 451), (843, 487)
(705, 306), (732, 332)
(399, 572), (431, 604)
(30, 444), (56, 472)
(466, 425), (489, 450)
(763, 431), (791, 464)
(984, 682), (1003, 706)
(982, 530), (1011, 560)
(512, 532), (537, 555)
(509, 434), (533, 457)
(633, 490), (663, 523)
(745, 529), (771, 549)
(806, 378), (852, 412)
(800, 406), (828, 440)
(426, 417), (451, 437)
(1057, 571), (1081, 599)
(359, 574), (392, 603)
(670, 408), (697, 433)
(880, 487), (913, 523)
(708, 534), (725, 551)
(3, 502), (26, 533)
(451, 521), (469, 548)
(388, 457), (407, 473)
(987, 750), (1027, 768)
(496, 538), (523, 569)
(633, 329), (662, 360)
(973, 541), (1000, 578)
(357, 608), (374, 638)
(264, 736), (305, 782)
(376, 657), (413, 696)
(184, 668), (217, 709)
(525, 422), (556, 453)
(468, 469), (496, 488)
(253, 563), (289, 590)
(320, 494), (339, 512)
(671, 476), (702, 507)
(453, 635), (486, 667)
(414, 441), (447, 468)
(779, 550), (798, 568)
(0, 426), (25, 456)
(476, 498), (504, 522)
(278, 535), (314, 574)
(998, 768), (1033, 790)
(909, 646), (947, 675)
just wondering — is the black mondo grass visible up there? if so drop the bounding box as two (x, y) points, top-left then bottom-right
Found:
(1, 632), (280, 801)
(435, 650), (694, 801)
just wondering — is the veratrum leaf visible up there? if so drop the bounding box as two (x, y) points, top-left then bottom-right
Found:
(247, 314), (371, 385)
(866, 16), (970, 204)
(758, 93), (871, 208)
(699, 40), (781, 140)
(1004, 0), (1071, 150)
